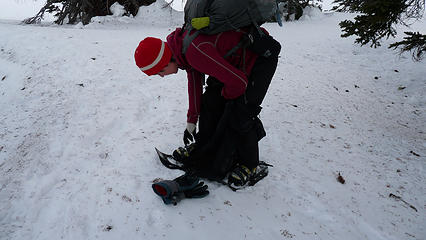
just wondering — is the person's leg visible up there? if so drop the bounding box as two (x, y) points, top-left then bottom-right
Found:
(245, 54), (279, 107)
(235, 52), (279, 170)
(190, 77), (235, 179)
(174, 77), (225, 163)
(196, 77), (226, 146)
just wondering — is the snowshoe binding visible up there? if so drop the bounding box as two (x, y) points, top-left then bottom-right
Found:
(172, 143), (196, 163)
(226, 161), (271, 191)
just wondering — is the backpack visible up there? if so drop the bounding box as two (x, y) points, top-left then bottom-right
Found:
(182, 0), (282, 55)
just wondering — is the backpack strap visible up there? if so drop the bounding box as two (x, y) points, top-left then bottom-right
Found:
(223, 29), (254, 59)
(246, 1), (265, 37)
(224, 0), (272, 58)
(182, 27), (201, 55)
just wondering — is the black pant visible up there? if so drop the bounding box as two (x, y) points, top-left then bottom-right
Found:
(192, 47), (279, 179)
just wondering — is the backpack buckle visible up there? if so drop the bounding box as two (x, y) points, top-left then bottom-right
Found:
(247, 33), (254, 44)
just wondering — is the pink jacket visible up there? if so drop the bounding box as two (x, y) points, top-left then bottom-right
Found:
(167, 28), (259, 124)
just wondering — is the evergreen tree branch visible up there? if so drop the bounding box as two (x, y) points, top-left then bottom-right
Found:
(390, 32), (426, 61)
(338, 1), (409, 48)
(334, 0), (425, 60)
(24, 0), (156, 25)
(23, 0), (61, 24)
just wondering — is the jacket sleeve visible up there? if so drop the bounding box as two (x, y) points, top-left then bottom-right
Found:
(185, 41), (248, 99)
(186, 69), (204, 124)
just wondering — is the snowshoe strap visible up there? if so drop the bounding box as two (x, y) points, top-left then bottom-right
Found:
(259, 161), (273, 167)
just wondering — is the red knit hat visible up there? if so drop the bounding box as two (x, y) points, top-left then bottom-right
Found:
(134, 37), (172, 76)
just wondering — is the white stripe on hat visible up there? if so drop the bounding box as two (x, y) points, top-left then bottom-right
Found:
(140, 41), (165, 72)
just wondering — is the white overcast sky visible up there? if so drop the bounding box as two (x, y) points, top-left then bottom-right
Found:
(0, 0), (335, 21)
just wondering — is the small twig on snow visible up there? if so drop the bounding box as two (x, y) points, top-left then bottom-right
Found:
(410, 151), (420, 157)
(389, 193), (418, 212)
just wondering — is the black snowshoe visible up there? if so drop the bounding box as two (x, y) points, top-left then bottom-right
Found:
(155, 148), (187, 171)
(155, 147), (272, 191)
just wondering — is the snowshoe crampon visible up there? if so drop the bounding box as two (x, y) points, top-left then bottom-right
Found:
(155, 148), (186, 171)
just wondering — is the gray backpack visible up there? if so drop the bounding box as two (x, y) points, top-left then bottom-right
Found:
(182, 0), (281, 55)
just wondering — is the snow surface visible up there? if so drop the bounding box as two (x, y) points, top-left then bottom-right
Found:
(0, 0), (336, 21)
(110, 2), (126, 17)
(1, 3), (426, 240)
(88, 0), (183, 29)
(0, 0), (48, 21)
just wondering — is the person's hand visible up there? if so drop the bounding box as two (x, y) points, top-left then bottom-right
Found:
(183, 123), (196, 145)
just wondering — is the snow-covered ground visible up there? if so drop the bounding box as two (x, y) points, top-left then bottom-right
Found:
(0, 0), (48, 21)
(1, 3), (425, 240)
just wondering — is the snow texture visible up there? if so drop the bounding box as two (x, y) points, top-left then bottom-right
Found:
(88, 0), (183, 28)
(110, 2), (126, 17)
(0, 3), (425, 240)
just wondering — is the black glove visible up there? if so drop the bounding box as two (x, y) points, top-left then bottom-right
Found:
(183, 123), (196, 145)
(152, 173), (209, 205)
